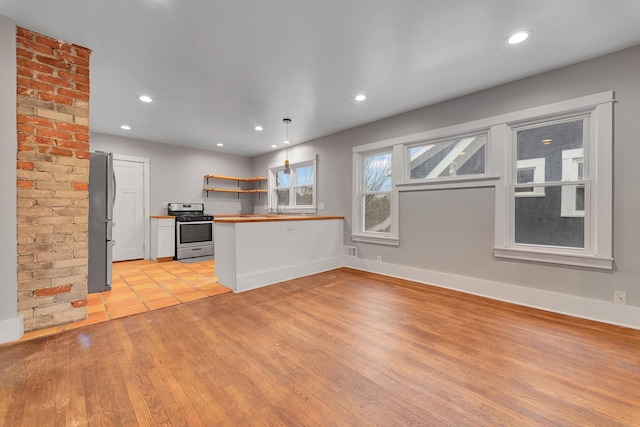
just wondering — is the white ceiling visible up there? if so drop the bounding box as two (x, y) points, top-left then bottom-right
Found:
(2, 1), (640, 157)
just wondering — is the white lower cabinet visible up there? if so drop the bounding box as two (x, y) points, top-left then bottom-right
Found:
(150, 218), (175, 261)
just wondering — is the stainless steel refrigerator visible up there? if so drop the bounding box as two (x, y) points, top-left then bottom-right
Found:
(88, 151), (116, 293)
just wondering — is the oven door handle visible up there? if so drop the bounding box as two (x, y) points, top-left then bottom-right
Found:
(176, 220), (213, 225)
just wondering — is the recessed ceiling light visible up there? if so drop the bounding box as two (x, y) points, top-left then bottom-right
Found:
(216, 143), (224, 147)
(283, 140), (290, 144)
(120, 125), (131, 130)
(138, 95), (153, 103)
(508, 31), (530, 45)
(255, 126), (263, 131)
(270, 144), (277, 148)
(355, 94), (367, 102)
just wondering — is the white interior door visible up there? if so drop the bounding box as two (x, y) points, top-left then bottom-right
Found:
(113, 159), (145, 261)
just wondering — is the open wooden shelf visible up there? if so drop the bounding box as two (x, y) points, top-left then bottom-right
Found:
(204, 174), (266, 183)
(203, 188), (268, 194)
(204, 175), (268, 198)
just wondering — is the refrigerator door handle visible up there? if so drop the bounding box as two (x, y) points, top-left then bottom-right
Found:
(106, 240), (113, 286)
(106, 153), (116, 221)
(106, 220), (115, 241)
(111, 167), (117, 212)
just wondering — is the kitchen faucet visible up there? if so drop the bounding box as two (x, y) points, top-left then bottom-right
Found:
(271, 189), (285, 215)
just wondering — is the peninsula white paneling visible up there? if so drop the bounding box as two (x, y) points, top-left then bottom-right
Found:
(215, 219), (344, 292)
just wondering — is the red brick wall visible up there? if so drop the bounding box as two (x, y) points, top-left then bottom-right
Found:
(15, 27), (92, 331)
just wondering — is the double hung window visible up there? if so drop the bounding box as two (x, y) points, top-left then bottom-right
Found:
(352, 147), (400, 245)
(362, 151), (392, 233)
(268, 157), (317, 213)
(494, 92), (613, 269)
(511, 117), (587, 249)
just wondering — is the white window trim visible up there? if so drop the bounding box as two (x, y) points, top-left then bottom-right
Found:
(351, 90), (613, 264)
(267, 156), (317, 214)
(495, 93), (613, 269)
(515, 157), (546, 198)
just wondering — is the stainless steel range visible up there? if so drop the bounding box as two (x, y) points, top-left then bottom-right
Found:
(168, 203), (214, 260)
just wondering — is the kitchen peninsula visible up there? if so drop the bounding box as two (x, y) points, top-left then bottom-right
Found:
(214, 215), (344, 292)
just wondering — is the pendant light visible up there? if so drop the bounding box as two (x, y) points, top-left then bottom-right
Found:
(283, 118), (291, 174)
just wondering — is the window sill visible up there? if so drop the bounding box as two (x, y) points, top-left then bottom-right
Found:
(351, 233), (400, 246)
(397, 175), (500, 192)
(494, 247), (613, 270)
(267, 207), (317, 215)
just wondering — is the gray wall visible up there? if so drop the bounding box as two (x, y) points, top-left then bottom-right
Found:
(252, 44), (640, 308)
(91, 133), (254, 216)
(0, 16), (18, 331)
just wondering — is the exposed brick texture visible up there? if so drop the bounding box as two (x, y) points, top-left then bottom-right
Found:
(16, 27), (92, 331)
(33, 284), (72, 297)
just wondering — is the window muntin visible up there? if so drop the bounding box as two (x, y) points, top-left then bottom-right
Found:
(511, 117), (588, 249)
(408, 134), (487, 181)
(362, 151), (392, 233)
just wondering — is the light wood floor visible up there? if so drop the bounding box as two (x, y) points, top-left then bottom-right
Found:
(1, 268), (639, 426)
(16, 258), (231, 342)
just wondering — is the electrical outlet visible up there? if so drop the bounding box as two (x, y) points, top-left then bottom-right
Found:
(318, 202), (325, 210)
(238, 205), (242, 211)
(376, 255), (382, 263)
(614, 291), (627, 305)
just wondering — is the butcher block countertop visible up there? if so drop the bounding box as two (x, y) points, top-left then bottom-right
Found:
(150, 215), (175, 219)
(214, 214), (343, 223)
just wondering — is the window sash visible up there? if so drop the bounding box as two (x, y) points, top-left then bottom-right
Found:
(406, 132), (488, 182)
(361, 150), (392, 235)
(509, 116), (590, 252)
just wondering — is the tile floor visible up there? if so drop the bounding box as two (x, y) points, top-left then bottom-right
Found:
(16, 258), (231, 343)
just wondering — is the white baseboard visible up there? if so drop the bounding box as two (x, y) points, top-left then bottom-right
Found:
(343, 257), (640, 331)
(235, 256), (344, 293)
(0, 314), (24, 344)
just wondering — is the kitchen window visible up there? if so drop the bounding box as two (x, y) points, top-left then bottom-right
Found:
(267, 157), (317, 214)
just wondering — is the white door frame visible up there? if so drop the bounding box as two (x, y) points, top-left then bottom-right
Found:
(114, 154), (151, 260)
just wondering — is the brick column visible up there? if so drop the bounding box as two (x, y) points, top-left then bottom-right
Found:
(16, 27), (92, 331)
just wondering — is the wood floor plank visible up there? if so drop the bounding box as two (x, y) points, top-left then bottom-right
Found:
(113, 320), (173, 426)
(1, 267), (639, 425)
(4, 340), (47, 427)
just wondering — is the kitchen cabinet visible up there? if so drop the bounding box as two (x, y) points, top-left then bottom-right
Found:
(150, 217), (175, 261)
(203, 174), (267, 198)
